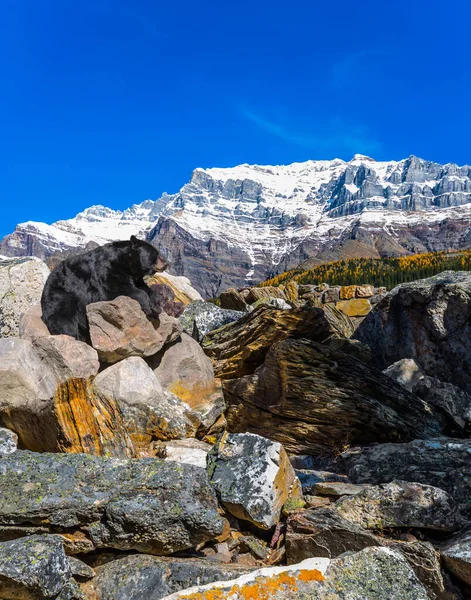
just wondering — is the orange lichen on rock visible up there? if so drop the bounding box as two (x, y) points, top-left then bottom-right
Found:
(168, 379), (222, 413)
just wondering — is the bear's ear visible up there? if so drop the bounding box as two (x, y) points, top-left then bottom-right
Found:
(130, 235), (139, 247)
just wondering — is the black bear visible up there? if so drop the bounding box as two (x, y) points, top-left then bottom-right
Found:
(41, 236), (168, 342)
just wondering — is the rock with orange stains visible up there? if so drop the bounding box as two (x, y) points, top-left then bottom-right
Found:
(207, 433), (300, 530)
(152, 333), (225, 431)
(159, 548), (430, 599)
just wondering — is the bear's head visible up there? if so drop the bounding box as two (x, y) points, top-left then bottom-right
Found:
(129, 235), (168, 277)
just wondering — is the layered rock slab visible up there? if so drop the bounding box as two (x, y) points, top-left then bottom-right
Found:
(0, 450), (223, 555)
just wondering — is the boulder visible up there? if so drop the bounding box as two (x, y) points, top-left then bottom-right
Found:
(250, 297), (292, 310)
(0, 428), (17, 454)
(203, 305), (355, 380)
(87, 296), (181, 363)
(284, 281), (299, 304)
(338, 438), (471, 515)
(32, 334), (100, 382)
(0, 534), (81, 600)
(0, 450), (224, 555)
(413, 375), (471, 431)
(0, 256), (50, 338)
(383, 358), (425, 392)
(152, 333), (225, 430)
(161, 548), (430, 600)
(147, 271), (203, 304)
(355, 284), (375, 298)
(295, 470), (349, 496)
(441, 528), (471, 586)
(180, 300), (244, 342)
(93, 357), (200, 445)
(246, 286), (287, 304)
(322, 333), (371, 362)
(163, 438), (212, 469)
(322, 286), (340, 304)
(147, 281), (185, 317)
(339, 285), (356, 299)
(18, 303), (50, 340)
(82, 555), (254, 600)
(336, 298), (371, 317)
(223, 338), (443, 455)
(208, 433), (299, 529)
(314, 482), (368, 496)
(335, 480), (461, 532)
(355, 271), (471, 390)
(219, 288), (248, 311)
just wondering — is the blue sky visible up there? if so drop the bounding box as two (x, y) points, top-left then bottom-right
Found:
(1, 0), (470, 238)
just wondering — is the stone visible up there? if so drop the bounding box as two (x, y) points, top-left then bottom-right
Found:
(53, 378), (135, 458)
(69, 556), (95, 581)
(203, 305), (355, 380)
(322, 333), (371, 362)
(147, 281), (186, 317)
(336, 298), (371, 317)
(391, 541), (446, 600)
(219, 288), (248, 311)
(246, 286), (287, 304)
(295, 470), (349, 495)
(152, 333), (225, 430)
(284, 281), (298, 304)
(147, 271), (203, 304)
(93, 357), (200, 445)
(0, 256), (50, 338)
(208, 433), (299, 529)
(0, 428), (17, 454)
(0, 534), (79, 600)
(32, 334), (100, 382)
(336, 480), (461, 532)
(18, 303), (50, 340)
(298, 284), (316, 296)
(413, 375), (471, 431)
(161, 548), (430, 600)
(86, 296), (181, 363)
(223, 338), (443, 455)
(313, 482), (368, 496)
(81, 555), (254, 600)
(339, 285), (356, 299)
(304, 495), (332, 509)
(0, 450), (224, 555)
(163, 438), (213, 469)
(180, 300), (244, 342)
(441, 528), (471, 586)
(322, 286), (340, 303)
(286, 507), (385, 563)
(355, 271), (471, 391)
(338, 438), (471, 516)
(382, 358), (424, 392)
(356, 284), (375, 298)
(369, 292), (387, 306)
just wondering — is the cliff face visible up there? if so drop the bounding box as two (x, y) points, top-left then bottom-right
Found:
(3, 154), (471, 297)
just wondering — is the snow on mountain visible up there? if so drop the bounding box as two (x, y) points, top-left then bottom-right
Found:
(3, 154), (471, 296)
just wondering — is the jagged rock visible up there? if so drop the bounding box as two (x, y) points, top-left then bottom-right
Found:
(340, 285), (356, 299)
(355, 271), (471, 390)
(250, 297), (292, 310)
(246, 286), (287, 304)
(441, 528), (471, 586)
(336, 298), (371, 317)
(284, 281), (299, 304)
(93, 357), (200, 445)
(208, 433), (299, 529)
(163, 439), (212, 469)
(322, 286), (341, 303)
(413, 375), (471, 431)
(32, 334), (100, 382)
(335, 481), (461, 532)
(391, 541), (446, 600)
(286, 507), (385, 563)
(219, 288), (248, 311)
(356, 284), (375, 298)
(203, 305), (354, 380)
(383, 358), (425, 392)
(338, 438), (471, 515)
(54, 378), (135, 458)
(147, 281), (185, 317)
(0, 450), (223, 555)
(82, 555), (253, 600)
(0, 535), (80, 600)
(223, 338), (443, 455)
(314, 482), (368, 496)
(162, 548), (430, 599)
(322, 333), (371, 362)
(69, 556), (95, 581)
(369, 292), (387, 305)
(148, 271), (203, 304)
(180, 300), (244, 342)
(151, 333), (225, 431)
(0, 428), (17, 454)
(18, 303), (50, 340)
(87, 296), (181, 363)
(295, 470), (349, 495)
(0, 256), (50, 338)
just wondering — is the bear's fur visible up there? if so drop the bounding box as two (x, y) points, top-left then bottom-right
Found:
(41, 236), (168, 342)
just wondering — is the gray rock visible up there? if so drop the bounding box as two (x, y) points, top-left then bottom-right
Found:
(18, 303), (51, 340)
(219, 288), (248, 311)
(295, 470), (349, 496)
(383, 358), (425, 392)
(152, 333), (225, 431)
(390, 541), (446, 600)
(32, 334), (100, 382)
(338, 438), (471, 515)
(413, 375), (471, 430)
(0, 428), (17, 454)
(180, 300), (243, 341)
(82, 555), (253, 600)
(87, 296), (181, 363)
(163, 438), (212, 469)
(336, 480), (462, 532)
(246, 286), (287, 304)
(322, 286), (341, 303)
(0, 256), (50, 338)
(313, 481), (368, 496)
(93, 357), (200, 444)
(0, 450), (224, 555)
(441, 527), (471, 586)
(0, 534), (79, 599)
(207, 433), (299, 529)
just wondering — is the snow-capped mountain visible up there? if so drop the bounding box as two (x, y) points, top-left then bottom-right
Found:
(3, 154), (471, 297)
